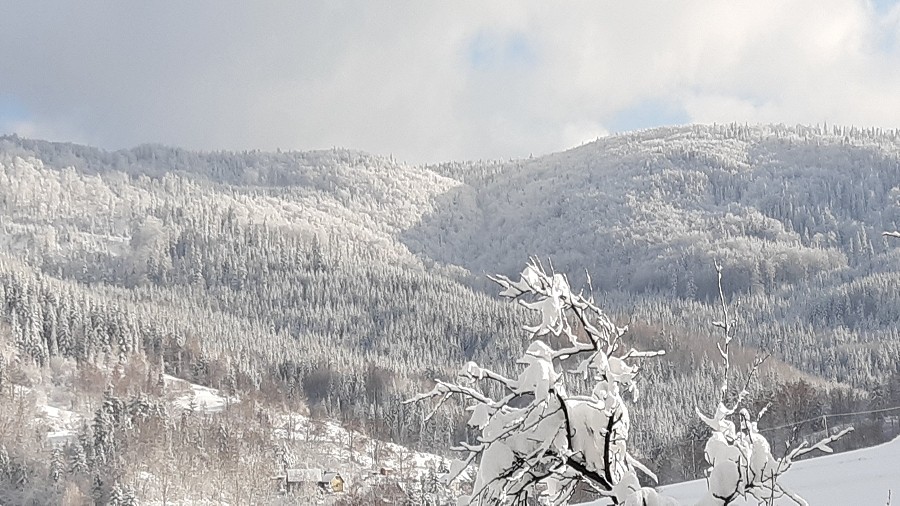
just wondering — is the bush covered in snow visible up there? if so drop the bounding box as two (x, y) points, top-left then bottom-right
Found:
(409, 261), (851, 505)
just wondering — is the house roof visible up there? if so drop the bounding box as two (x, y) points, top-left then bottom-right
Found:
(286, 468), (321, 483)
(321, 472), (341, 483)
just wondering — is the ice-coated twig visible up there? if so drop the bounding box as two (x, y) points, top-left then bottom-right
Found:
(695, 265), (852, 506)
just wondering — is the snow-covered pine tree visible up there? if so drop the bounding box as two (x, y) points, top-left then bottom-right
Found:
(49, 447), (65, 483)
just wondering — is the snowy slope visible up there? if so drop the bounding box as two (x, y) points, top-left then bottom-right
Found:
(39, 404), (81, 444)
(34, 373), (456, 488)
(583, 436), (900, 505)
(273, 415), (454, 481)
(163, 374), (237, 413)
(658, 436), (900, 505)
(163, 374), (452, 483)
(162, 376), (457, 495)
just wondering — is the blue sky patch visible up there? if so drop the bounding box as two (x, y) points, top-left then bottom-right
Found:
(871, 0), (900, 53)
(609, 98), (690, 133)
(0, 94), (29, 126)
(871, 0), (898, 14)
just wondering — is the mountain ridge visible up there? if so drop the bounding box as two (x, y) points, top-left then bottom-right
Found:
(2, 124), (900, 502)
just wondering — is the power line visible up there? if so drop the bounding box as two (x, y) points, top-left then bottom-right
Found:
(758, 405), (900, 434)
(638, 404), (900, 454)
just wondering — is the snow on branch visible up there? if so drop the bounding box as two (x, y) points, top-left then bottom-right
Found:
(407, 259), (665, 505)
(694, 266), (853, 506)
(408, 260), (852, 505)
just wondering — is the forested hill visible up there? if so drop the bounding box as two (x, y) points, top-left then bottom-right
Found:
(0, 134), (531, 451)
(411, 123), (900, 298)
(3, 125), (900, 488)
(411, 124), (900, 457)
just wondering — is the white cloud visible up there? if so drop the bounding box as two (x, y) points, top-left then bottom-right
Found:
(1, 1), (899, 163)
(561, 121), (609, 150)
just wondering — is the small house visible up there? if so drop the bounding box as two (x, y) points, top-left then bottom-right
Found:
(277, 468), (322, 494)
(319, 472), (344, 493)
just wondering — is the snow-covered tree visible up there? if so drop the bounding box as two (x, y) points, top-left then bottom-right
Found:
(691, 263), (852, 506)
(407, 260), (665, 504)
(410, 261), (853, 505)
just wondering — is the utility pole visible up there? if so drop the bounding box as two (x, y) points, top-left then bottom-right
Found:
(691, 440), (696, 478)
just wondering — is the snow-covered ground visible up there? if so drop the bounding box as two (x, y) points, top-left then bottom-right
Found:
(39, 403), (81, 444)
(163, 374), (238, 413)
(659, 436), (900, 505)
(162, 376), (460, 494)
(34, 373), (897, 504)
(584, 436), (900, 505)
(32, 375), (237, 446)
(25, 372), (459, 501)
(272, 412), (458, 486)
(15, 382), (82, 445)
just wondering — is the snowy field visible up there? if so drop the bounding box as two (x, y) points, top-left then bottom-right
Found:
(659, 435), (899, 505)
(164, 374), (238, 412)
(40, 404), (81, 444)
(38, 371), (899, 504)
(585, 436), (900, 505)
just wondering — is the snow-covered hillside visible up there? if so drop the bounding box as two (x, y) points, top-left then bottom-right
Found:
(658, 436), (900, 505)
(5, 127), (900, 503)
(164, 374), (238, 412)
(582, 436), (900, 505)
(26, 371), (457, 503)
(272, 413), (458, 487)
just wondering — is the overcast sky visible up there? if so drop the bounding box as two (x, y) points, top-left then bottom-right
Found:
(2, 1), (900, 163)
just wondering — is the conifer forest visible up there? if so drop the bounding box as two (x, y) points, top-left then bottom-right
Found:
(2, 124), (900, 504)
